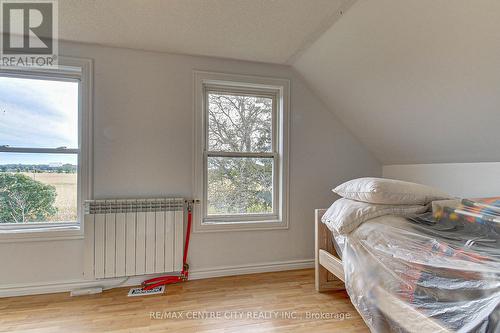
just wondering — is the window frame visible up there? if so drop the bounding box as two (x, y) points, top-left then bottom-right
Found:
(0, 57), (93, 242)
(193, 71), (289, 232)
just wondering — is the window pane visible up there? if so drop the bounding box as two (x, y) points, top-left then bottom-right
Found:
(0, 153), (77, 223)
(0, 76), (79, 148)
(207, 156), (273, 215)
(207, 92), (272, 152)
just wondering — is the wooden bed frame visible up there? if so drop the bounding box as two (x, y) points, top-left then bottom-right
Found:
(314, 209), (451, 333)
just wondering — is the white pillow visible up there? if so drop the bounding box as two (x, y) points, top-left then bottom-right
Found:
(333, 177), (451, 205)
(321, 198), (428, 235)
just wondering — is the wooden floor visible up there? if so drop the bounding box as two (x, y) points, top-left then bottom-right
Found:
(0, 269), (368, 333)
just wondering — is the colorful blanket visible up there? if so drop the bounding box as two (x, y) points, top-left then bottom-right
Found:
(434, 197), (500, 232)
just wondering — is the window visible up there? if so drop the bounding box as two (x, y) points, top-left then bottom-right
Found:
(0, 58), (92, 239)
(194, 72), (289, 231)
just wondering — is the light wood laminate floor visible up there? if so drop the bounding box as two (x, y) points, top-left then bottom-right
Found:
(0, 269), (368, 333)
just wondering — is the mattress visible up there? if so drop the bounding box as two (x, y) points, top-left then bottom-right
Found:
(335, 210), (500, 332)
(331, 233), (345, 259)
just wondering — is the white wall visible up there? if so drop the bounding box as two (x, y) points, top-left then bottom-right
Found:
(293, 0), (500, 164)
(383, 163), (500, 197)
(0, 42), (380, 292)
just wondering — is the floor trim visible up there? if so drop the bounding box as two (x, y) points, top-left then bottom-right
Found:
(189, 259), (314, 280)
(0, 259), (314, 298)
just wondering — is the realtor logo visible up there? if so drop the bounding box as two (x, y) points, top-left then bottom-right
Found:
(0, 0), (58, 67)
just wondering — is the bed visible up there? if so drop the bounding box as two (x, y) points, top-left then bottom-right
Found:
(315, 197), (500, 333)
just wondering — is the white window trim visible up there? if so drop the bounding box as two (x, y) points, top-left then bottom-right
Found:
(0, 57), (93, 243)
(193, 71), (290, 232)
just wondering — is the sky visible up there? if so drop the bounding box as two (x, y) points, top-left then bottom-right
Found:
(0, 76), (79, 165)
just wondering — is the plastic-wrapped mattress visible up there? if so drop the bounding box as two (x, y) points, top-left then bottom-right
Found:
(332, 234), (345, 259)
(335, 198), (500, 332)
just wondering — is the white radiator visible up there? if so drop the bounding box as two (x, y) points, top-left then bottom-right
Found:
(83, 198), (184, 279)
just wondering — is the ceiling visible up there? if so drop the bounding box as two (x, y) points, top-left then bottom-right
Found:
(59, 0), (500, 164)
(294, 0), (500, 164)
(58, 0), (345, 64)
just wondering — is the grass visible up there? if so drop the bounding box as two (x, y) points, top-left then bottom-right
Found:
(21, 172), (77, 222)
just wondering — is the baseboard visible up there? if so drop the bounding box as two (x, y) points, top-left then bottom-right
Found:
(0, 276), (147, 298)
(0, 259), (314, 298)
(188, 259), (314, 280)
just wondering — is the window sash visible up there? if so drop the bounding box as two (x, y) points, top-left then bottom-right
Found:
(203, 86), (279, 222)
(206, 151), (275, 158)
(0, 147), (79, 154)
(205, 88), (278, 155)
(0, 65), (83, 81)
(0, 73), (80, 150)
(204, 153), (279, 219)
(205, 85), (278, 99)
(0, 68), (83, 227)
(0, 150), (80, 225)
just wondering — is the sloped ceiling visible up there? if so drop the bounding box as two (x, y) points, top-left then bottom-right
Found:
(57, 0), (346, 64)
(293, 0), (500, 164)
(54, 0), (500, 164)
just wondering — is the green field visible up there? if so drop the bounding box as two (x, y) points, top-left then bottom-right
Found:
(21, 172), (78, 222)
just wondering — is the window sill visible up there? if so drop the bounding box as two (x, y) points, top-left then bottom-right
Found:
(0, 224), (83, 243)
(194, 219), (288, 233)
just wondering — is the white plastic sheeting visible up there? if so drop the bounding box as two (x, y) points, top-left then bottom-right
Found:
(330, 199), (500, 332)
